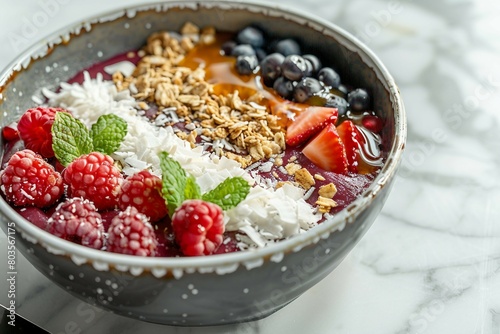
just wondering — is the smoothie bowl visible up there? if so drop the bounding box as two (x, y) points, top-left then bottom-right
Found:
(0, 0), (405, 326)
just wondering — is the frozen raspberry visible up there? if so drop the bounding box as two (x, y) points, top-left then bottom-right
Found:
(0, 149), (64, 208)
(47, 197), (104, 249)
(63, 152), (123, 211)
(107, 206), (158, 256)
(172, 199), (225, 256)
(17, 106), (67, 158)
(118, 170), (168, 223)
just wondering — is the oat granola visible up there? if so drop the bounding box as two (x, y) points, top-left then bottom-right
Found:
(113, 23), (285, 168)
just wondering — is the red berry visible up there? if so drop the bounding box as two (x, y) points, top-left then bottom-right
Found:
(336, 120), (364, 173)
(47, 197), (104, 249)
(17, 107), (67, 158)
(361, 114), (383, 133)
(118, 170), (168, 223)
(2, 122), (19, 142)
(63, 152), (123, 211)
(0, 149), (64, 207)
(107, 206), (158, 256)
(285, 106), (338, 147)
(172, 199), (224, 256)
(302, 123), (348, 174)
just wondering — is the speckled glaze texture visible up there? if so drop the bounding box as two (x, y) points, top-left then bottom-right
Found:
(0, 1), (405, 326)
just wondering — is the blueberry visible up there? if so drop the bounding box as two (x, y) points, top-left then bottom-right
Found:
(274, 38), (301, 56)
(236, 26), (265, 49)
(347, 88), (371, 111)
(221, 40), (237, 56)
(231, 44), (256, 57)
(273, 76), (295, 100)
(303, 54), (322, 74)
(325, 94), (348, 115)
(304, 59), (314, 78)
(294, 77), (323, 103)
(317, 67), (341, 88)
(235, 55), (259, 75)
(281, 55), (308, 81)
(260, 53), (285, 87)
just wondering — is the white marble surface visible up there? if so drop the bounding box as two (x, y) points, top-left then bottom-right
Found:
(1, 0), (500, 333)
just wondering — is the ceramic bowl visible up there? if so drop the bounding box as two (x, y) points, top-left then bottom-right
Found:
(0, 0), (405, 326)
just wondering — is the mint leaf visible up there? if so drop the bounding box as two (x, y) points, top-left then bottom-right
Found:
(52, 112), (93, 166)
(202, 177), (250, 210)
(159, 152), (187, 216)
(91, 114), (127, 155)
(185, 175), (201, 200)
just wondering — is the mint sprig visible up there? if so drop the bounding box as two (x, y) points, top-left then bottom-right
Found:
(159, 152), (250, 216)
(202, 176), (251, 211)
(91, 114), (127, 155)
(52, 112), (128, 166)
(52, 112), (93, 166)
(159, 152), (187, 215)
(184, 175), (201, 200)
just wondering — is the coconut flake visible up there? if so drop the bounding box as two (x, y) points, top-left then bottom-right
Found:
(103, 61), (136, 77)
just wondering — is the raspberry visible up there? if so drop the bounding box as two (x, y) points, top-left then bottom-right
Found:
(107, 206), (158, 256)
(118, 170), (168, 223)
(17, 107), (67, 158)
(172, 199), (225, 256)
(0, 149), (64, 208)
(47, 197), (104, 249)
(63, 152), (123, 211)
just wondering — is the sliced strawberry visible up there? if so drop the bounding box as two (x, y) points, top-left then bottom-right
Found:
(2, 122), (19, 142)
(302, 123), (348, 174)
(286, 106), (338, 147)
(336, 120), (363, 173)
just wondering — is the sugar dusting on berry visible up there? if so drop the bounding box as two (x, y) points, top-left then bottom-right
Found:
(107, 206), (158, 256)
(0, 149), (64, 208)
(47, 197), (105, 250)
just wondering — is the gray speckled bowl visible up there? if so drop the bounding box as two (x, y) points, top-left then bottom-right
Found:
(0, 0), (405, 326)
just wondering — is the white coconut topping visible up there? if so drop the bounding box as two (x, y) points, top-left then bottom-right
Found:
(43, 72), (322, 249)
(103, 61), (136, 77)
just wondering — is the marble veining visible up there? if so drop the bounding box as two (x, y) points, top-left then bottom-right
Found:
(0, 0), (499, 333)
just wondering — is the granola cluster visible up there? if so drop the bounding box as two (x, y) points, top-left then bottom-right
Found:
(279, 158), (339, 213)
(113, 23), (285, 168)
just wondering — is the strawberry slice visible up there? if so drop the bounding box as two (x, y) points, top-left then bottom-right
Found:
(286, 106), (338, 147)
(302, 123), (348, 174)
(336, 120), (364, 173)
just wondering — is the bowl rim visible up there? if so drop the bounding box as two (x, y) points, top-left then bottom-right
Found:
(0, 0), (406, 271)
